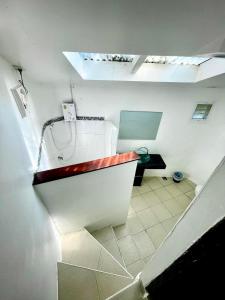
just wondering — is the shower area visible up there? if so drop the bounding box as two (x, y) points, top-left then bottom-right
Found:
(37, 117), (118, 172)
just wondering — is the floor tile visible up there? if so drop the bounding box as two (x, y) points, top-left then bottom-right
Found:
(143, 255), (153, 264)
(101, 238), (125, 266)
(96, 271), (132, 300)
(137, 183), (152, 194)
(137, 208), (160, 229)
(142, 178), (152, 185)
(165, 183), (183, 197)
(161, 216), (180, 234)
(58, 263), (99, 300)
(176, 181), (193, 193)
(158, 177), (174, 186)
(126, 214), (145, 234)
(147, 177), (163, 190)
(151, 203), (172, 222)
(142, 176), (152, 183)
(141, 191), (161, 207)
(154, 187), (173, 202)
(163, 198), (183, 216)
(62, 230), (101, 269)
(92, 226), (114, 243)
(126, 259), (145, 277)
(132, 231), (155, 259)
(185, 190), (196, 200)
(98, 248), (128, 276)
(185, 179), (196, 188)
(146, 223), (167, 249)
(132, 186), (140, 196)
(128, 206), (136, 216)
(113, 223), (129, 240)
(132, 190), (138, 198)
(118, 235), (140, 265)
(131, 195), (149, 212)
(175, 194), (191, 209)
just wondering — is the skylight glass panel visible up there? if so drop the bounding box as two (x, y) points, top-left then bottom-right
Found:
(145, 56), (210, 66)
(79, 52), (136, 62)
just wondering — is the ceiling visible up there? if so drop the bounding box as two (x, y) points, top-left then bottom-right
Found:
(1, 0), (225, 86)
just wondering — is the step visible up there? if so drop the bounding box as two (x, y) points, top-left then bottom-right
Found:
(90, 226), (152, 278)
(91, 226), (126, 267)
(58, 262), (133, 300)
(105, 274), (148, 300)
(61, 228), (132, 278)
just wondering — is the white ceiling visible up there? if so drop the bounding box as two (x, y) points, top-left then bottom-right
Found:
(1, 0), (225, 85)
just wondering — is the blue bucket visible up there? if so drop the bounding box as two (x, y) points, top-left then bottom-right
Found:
(173, 171), (184, 183)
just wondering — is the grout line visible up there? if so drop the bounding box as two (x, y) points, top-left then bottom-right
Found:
(114, 229), (156, 271)
(97, 248), (103, 270)
(110, 226), (128, 271)
(124, 257), (145, 272)
(59, 261), (133, 279)
(94, 272), (101, 300)
(116, 208), (185, 242)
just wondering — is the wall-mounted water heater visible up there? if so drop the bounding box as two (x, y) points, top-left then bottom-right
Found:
(62, 101), (76, 122)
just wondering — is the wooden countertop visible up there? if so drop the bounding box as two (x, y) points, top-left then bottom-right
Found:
(33, 151), (139, 185)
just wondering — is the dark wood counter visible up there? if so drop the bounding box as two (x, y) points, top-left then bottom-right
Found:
(33, 151), (139, 185)
(134, 154), (166, 186)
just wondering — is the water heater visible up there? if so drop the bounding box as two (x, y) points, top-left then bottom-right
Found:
(62, 101), (76, 121)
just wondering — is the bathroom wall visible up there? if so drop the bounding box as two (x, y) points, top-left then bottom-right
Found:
(27, 80), (225, 185)
(0, 57), (61, 300)
(38, 119), (118, 171)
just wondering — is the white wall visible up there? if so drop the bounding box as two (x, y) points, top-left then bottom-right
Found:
(141, 156), (225, 286)
(197, 58), (225, 81)
(0, 57), (61, 300)
(28, 81), (225, 185)
(35, 160), (137, 234)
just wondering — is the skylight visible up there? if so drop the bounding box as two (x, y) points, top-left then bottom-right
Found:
(145, 56), (210, 66)
(63, 51), (215, 82)
(79, 52), (136, 63)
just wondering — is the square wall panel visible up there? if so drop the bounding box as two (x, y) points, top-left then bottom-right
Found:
(119, 110), (163, 140)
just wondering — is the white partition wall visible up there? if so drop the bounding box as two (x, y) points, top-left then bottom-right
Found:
(35, 160), (137, 234)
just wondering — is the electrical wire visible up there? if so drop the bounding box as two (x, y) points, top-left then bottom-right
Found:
(35, 116), (64, 172)
(17, 68), (28, 94)
(50, 82), (78, 163)
(49, 122), (73, 151)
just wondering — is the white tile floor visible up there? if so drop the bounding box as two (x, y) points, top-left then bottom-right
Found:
(96, 176), (196, 277)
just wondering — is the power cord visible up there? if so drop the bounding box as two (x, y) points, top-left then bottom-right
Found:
(13, 65), (28, 94)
